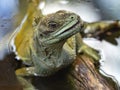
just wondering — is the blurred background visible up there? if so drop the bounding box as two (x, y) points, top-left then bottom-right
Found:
(0, 0), (120, 89)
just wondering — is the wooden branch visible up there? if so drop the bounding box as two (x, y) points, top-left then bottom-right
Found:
(67, 54), (118, 90)
(30, 54), (119, 90)
(0, 54), (118, 90)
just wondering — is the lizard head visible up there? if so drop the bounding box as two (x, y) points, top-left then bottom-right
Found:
(31, 10), (85, 76)
(33, 10), (84, 45)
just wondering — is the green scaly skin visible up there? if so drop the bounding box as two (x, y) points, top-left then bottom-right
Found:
(13, 10), (120, 90)
(15, 10), (100, 77)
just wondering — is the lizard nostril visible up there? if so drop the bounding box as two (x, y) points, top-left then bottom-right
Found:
(70, 15), (76, 20)
(71, 16), (74, 19)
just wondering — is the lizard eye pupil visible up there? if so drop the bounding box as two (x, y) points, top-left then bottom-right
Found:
(48, 21), (57, 28)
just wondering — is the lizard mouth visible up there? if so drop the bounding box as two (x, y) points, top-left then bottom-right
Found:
(42, 16), (84, 44)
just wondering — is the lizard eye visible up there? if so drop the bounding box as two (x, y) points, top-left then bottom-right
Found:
(48, 21), (58, 28)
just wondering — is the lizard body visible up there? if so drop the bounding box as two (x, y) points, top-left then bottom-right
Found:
(13, 10), (120, 77)
(14, 10), (99, 76)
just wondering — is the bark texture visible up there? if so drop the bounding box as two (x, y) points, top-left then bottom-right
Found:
(67, 54), (119, 90)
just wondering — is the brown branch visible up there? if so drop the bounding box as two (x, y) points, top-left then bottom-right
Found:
(67, 54), (118, 90)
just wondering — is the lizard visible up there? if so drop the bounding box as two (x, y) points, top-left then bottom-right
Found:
(10, 9), (120, 90)
(13, 10), (100, 77)
(12, 10), (120, 77)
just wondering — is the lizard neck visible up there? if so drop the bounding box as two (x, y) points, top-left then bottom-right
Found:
(30, 38), (74, 76)
(39, 43), (64, 59)
(31, 38), (66, 65)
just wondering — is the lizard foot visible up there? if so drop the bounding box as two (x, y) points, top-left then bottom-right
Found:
(16, 67), (35, 76)
(78, 44), (101, 61)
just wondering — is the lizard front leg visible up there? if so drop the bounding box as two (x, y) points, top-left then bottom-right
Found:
(17, 76), (36, 90)
(16, 67), (36, 90)
(75, 33), (100, 61)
